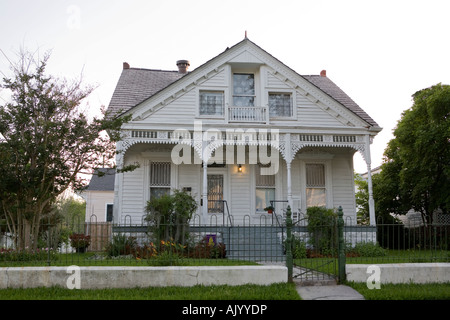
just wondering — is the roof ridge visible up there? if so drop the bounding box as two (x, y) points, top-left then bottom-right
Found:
(127, 67), (180, 73)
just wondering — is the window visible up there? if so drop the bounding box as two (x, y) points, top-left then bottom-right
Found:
(233, 73), (255, 107)
(199, 91), (224, 116)
(106, 204), (113, 222)
(269, 93), (292, 117)
(149, 162), (171, 199)
(255, 164), (275, 212)
(306, 164), (326, 207)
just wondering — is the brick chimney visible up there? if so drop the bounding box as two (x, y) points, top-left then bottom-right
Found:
(123, 62), (130, 69)
(320, 70), (327, 77)
(176, 60), (190, 74)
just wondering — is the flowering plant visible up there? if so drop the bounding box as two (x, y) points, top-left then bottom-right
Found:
(69, 233), (91, 252)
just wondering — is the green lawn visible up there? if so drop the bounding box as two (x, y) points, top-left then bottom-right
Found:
(294, 249), (450, 277)
(0, 283), (301, 300)
(0, 252), (259, 267)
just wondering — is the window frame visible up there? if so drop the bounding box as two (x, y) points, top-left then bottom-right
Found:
(232, 73), (256, 107)
(149, 161), (172, 200)
(255, 163), (276, 213)
(105, 203), (113, 222)
(305, 163), (327, 208)
(198, 90), (225, 118)
(268, 91), (294, 118)
(298, 158), (333, 212)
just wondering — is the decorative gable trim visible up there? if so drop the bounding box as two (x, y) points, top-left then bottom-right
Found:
(122, 39), (378, 130)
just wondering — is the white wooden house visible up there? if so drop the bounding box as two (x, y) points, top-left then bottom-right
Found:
(84, 168), (115, 223)
(107, 38), (381, 226)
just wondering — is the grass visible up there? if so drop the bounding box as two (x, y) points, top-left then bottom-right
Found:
(293, 249), (450, 277)
(0, 252), (260, 267)
(347, 282), (450, 300)
(0, 283), (301, 300)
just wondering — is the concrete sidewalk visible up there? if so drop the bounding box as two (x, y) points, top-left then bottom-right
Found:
(296, 284), (365, 300)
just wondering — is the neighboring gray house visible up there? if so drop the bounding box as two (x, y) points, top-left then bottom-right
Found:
(108, 38), (382, 226)
(84, 168), (116, 223)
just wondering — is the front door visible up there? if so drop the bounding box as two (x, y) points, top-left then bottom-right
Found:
(207, 174), (224, 214)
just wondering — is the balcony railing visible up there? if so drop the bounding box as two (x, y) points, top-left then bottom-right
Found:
(227, 106), (268, 124)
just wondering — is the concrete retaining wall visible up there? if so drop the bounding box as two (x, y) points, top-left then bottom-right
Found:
(346, 263), (450, 284)
(0, 265), (287, 289)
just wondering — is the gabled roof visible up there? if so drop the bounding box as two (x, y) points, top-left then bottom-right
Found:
(107, 38), (379, 128)
(86, 168), (116, 191)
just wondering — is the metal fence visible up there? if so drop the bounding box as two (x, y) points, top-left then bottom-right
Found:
(1, 209), (449, 284)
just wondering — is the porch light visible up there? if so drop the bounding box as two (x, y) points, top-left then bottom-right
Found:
(238, 164), (243, 173)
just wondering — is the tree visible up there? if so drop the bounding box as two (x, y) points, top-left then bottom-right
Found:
(376, 83), (450, 224)
(0, 50), (131, 250)
(354, 173), (369, 225)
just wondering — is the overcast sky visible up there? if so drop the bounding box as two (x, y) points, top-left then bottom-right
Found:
(1, 0), (449, 173)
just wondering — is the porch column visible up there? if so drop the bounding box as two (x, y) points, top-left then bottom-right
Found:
(285, 133), (293, 208)
(202, 160), (208, 224)
(113, 141), (124, 224)
(365, 134), (376, 226)
(286, 161), (293, 208)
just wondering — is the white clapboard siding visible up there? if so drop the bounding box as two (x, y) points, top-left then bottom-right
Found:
(177, 164), (201, 216)
(121, 164), (146, 223)
(200, 68), (227, 87)
(266, 72), (292, 89)
(229, 168), (251, 217)
(296, 94), (345, 127)
(139, 90), (197, 124)
(331, 153), (356, 219)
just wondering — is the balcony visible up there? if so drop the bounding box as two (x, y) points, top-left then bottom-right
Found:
(227, 106), (268, 124)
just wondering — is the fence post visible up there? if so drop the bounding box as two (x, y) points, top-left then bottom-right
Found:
(285, 206), (293, 283)
(337, 206), (346, 283)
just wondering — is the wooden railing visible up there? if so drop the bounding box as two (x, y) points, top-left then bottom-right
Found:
(227, 106), (268, 123)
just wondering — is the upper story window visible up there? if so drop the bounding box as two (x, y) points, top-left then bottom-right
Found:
(233, 73), (255, 107)
(269, 92), (293, 117)
(199, 91), (224, 116)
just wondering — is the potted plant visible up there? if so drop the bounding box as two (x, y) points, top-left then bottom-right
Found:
(69, 233), (91, 253)
(264, 206), (275, 214)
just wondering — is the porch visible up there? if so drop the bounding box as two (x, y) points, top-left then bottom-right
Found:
(114, 129), (377, 226)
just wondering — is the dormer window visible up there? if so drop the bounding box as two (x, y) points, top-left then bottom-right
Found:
(233, 73), (255, 107)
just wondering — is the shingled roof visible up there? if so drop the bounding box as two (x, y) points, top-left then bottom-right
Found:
(107, 68), (185, 119)
(86, 168), (116, 191)
(303, 75), (379, 127)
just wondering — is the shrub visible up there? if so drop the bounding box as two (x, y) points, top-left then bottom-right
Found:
(133, 242), (158, 259)
(292, 236), (307, 259)
(105, 234), (137, 257)
(69, 233), (91, 252)
(190, 236), (227, 259)
(0, 247), (57, 262)
(145, 189), (197, 245)
(284, 235), (307, 259)
(306, 206), (337, 255)
(352, 242), (387, 257)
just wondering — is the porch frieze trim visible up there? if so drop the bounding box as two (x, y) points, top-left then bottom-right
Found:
(118, 129), (368, 163)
